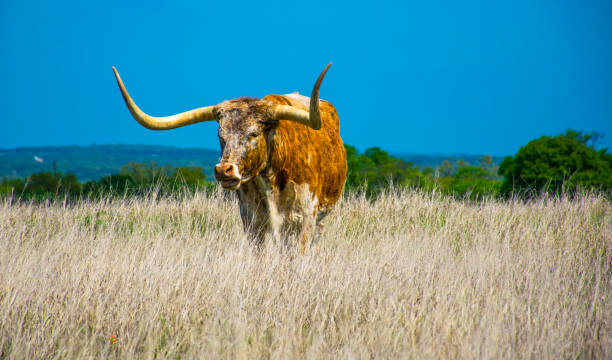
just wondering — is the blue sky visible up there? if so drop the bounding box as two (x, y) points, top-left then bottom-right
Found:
(2, 0), (611, 156)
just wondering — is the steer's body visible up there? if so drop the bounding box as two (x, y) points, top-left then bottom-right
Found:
(112, 64), (345, 251)
(236, 94), (346, 246)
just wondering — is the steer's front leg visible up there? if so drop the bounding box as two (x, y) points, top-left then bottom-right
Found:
(298, 212), (316, 255)
(237, 190), (268, 247)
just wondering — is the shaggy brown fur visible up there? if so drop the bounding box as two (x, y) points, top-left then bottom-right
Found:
(112, 65), (345, 251)
(214, 95), (346, 251)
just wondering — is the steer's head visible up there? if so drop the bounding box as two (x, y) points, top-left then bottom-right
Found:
(112, 64), (331, 190)
(213, 98), (274, 189)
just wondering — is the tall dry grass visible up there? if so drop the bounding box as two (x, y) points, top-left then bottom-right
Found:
(0, 188), (610, 359)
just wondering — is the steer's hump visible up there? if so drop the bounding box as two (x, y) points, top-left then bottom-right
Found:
(284, 92), (326, 109)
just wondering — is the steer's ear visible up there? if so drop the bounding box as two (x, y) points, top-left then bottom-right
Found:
(261, 114), (279, 130)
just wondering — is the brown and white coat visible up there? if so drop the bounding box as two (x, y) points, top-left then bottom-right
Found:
(112, 64), (346, 251)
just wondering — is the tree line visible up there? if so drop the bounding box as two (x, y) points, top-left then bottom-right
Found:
(345, 130), (611, 198)
(0, 162), (213, 200)
(2, 130), (611, 200)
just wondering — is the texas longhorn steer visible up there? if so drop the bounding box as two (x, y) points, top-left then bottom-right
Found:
(112, 64), (347, 251)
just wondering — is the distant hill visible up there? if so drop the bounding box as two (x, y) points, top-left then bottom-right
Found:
(0, 145), (507, 182)
(394, 153), (506, 170)
(0, 145), (220, 182)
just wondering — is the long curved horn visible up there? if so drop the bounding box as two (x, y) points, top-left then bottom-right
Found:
(271, 63), (331, 130)
(112, 67), (216, 130)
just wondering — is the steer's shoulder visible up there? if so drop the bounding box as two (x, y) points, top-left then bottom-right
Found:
(263, 93), (338, 131)
(263, 92), (330, 110)
(283, 92), (312, 109)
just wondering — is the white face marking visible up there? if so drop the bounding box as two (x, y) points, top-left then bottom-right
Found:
(229, 163), (241, 179)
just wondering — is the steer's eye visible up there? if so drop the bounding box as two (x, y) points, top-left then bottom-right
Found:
(248, 132), (258, 140)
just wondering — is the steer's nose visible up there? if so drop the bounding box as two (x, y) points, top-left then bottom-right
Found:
(214, 163), (237, 180)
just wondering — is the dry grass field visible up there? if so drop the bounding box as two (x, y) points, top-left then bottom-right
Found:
(0, 188), (610, 359)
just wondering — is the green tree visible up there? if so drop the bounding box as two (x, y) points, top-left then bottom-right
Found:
(438, 160), (453, 177)
(84, 174), (136, 195)
(11, 172), (83, 198)
(344, 145), (425, 195)
(344, 145), (370, 190)
(499, 130), (612, 196)
(85, 163), (212, 196)
(120, 161), (172, 185)
(446, 165), (501, 199)
(0, 177), (25, 196)
(168, 166), (208, 191)
(58, 173), (82, 194)
(26, 172), (58, 194)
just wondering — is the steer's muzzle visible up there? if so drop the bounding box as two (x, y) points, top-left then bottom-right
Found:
(214, 163), (242, 190)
